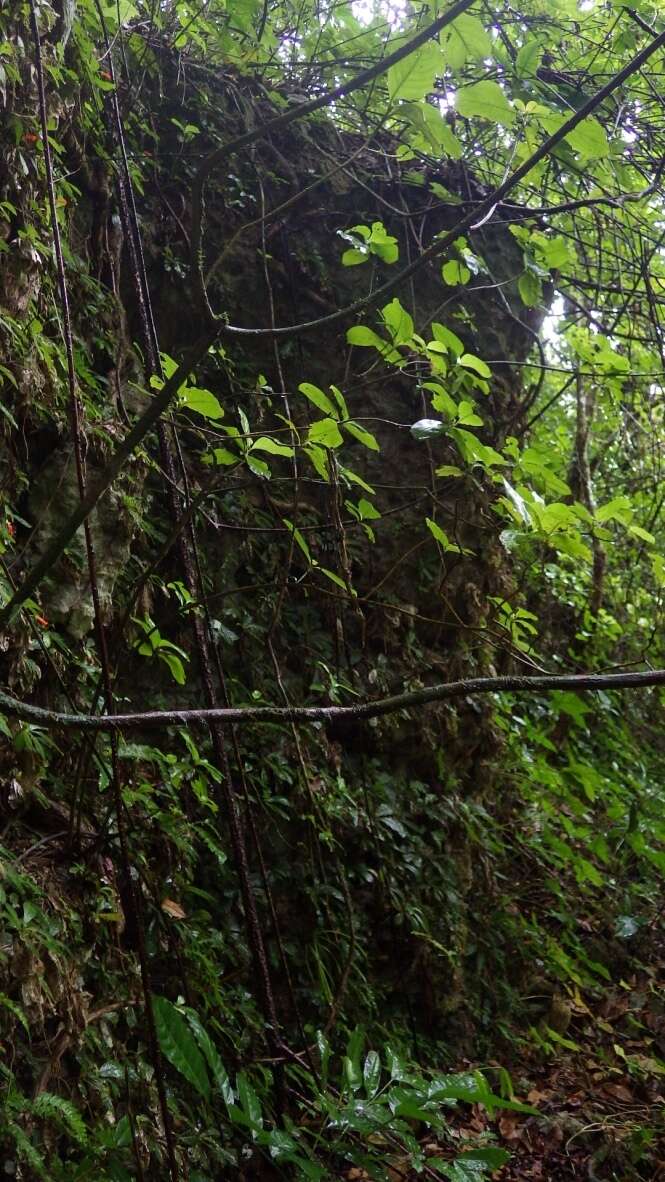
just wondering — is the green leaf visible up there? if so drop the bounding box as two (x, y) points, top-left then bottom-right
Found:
(628, 523), (655, 544)
(245, 453), (271, 478)
(516, 39), (542, 77)
(159, 651), (187, 685)
(357, 498), (380, 521)
(299, 381), (337, 417)
(387, 40), (445, 102)
(347, 325), (386, 349)
(0, 992), (29, 1035)
(363, 1050), (381, 1098)
(459, 353), (491, 378)
(32, 1093), (88, 1146)
(250, 436), (294, 457)
(184, 1009), (234, 1108)
(565, 116), (609, 160)
(344, 421), (380, 451)
(330, 384), (349, 418)
(308, 418), (344, 448)
(342, 248), (368, 266)
(283, 518), (313, 564)
(432, 322), (464, 355)
(382, 297), (414, 344)
(456, 401), (483, 427)
(458, 1147), (510, 1169)
(320, 566), (353, 592)
(442, 259), (471, 286)
(518, 270), (542, 307)
(443, 14), (492, 69)
(237, 1072), (263, 1132)
(456, 81), (515, 127)
(426, 517), (464, 553)
(210, 447), (238, 466)
(180, 385), (224, 420)
(153, 995), (211, 1099)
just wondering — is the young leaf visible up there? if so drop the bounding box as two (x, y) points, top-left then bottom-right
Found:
(299, 382), (337, 417)
(344, 421), (380, 450)
(250, 436), (294, 457)
(308, 418), (344, 448)
(459, 353), (491, 378)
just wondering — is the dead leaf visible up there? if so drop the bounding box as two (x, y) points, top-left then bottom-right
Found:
(161, 898), (186, 919)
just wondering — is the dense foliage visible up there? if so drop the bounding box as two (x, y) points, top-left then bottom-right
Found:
(0, 0), (663, 1177)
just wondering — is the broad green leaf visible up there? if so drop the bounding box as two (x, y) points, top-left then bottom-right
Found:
(153, 996), (210, 1099)
(184, 1009), (234, 1108)
(443, 14), (492, 69)
(404, 102), (463, 158)
(342, 248), (367, 266)
(299, 381), (337, 417)
(628, 524), (655, 544)
(458, 1147), (510, 1169)
(210, 447), (238, 466)
(456, 401), (483, 427)
(565, 117), (609, 160)
(382, 297), (414, 344)
(459, 353), (491, 378)
(347, 325), (386, 348)
(431, 322), (464, 355)
(518, 270), (542, 307)
(456, 80), (515, 127)
(427, 383), (458, 419)
(250, 436), (294, 457)
(159, 651), (186, 684)
(308, 418), (344, 448)
(442, 259), (471, 286)
(180, 386), (223, 420)
(516, 39), (541, 77)
(344, 421), (380, 451)
(357, 497), (380, 520)
(387, 41), (444, 102)
(245, 453), (271, 478)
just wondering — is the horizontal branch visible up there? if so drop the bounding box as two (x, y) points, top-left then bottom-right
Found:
(1, 669), (663, 732)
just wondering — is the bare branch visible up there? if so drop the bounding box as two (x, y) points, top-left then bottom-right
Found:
(0, 669), (663, 731)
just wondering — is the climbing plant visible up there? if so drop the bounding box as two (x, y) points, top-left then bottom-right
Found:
(0, 0), (663, 1177)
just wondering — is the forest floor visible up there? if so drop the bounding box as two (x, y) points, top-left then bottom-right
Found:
(445, 957), (665, 1179)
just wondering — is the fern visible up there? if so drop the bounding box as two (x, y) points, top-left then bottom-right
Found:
(32, 1092), (88, 1146)
(0, 993), (29, 1036)
(6, 1121), (52, 1180)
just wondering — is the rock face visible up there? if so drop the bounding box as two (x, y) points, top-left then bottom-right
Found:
(0, 49), (549, 1043)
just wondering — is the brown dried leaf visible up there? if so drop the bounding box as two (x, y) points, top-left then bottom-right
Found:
(161, 898), (186, 919)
